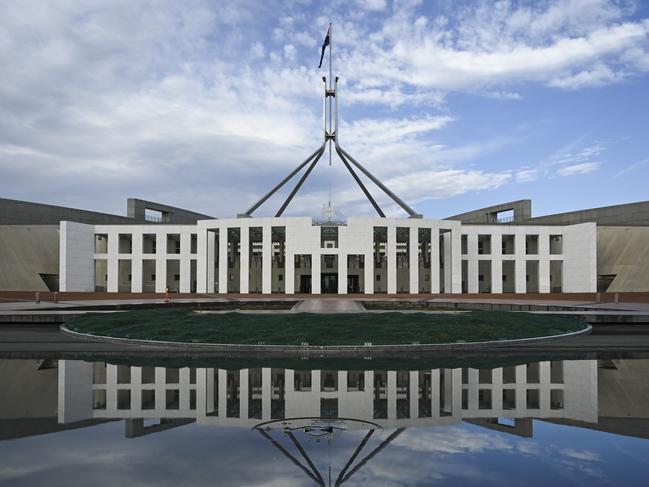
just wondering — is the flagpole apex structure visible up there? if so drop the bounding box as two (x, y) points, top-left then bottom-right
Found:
(242, 23), (422, 219)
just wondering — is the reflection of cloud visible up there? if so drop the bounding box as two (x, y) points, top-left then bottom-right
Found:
(559, 448), (601, 462)
(393, 426), (513, 455)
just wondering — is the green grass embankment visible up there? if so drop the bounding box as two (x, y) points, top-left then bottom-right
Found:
(65, 308), (586, 346)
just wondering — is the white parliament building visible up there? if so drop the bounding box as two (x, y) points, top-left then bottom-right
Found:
(59, 216), (595, 295)
(56, 66), (598, 296)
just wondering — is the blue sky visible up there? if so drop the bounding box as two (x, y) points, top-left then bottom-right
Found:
(1, 0), (648, 219)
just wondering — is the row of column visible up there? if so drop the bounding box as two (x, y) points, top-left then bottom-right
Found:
(198, 226), (463, 294)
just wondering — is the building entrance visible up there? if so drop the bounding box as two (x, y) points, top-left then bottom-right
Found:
(321, 273), (338, 294)
(347, 275), (360, 293)
(298, 275), (312, 294)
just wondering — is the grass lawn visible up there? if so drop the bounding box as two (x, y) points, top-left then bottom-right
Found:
(65, 309), (586, 346)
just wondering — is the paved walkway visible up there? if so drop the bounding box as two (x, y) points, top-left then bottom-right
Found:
(292, 299), (365, 313)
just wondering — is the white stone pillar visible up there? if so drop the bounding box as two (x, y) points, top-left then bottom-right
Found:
(218, 228), (228, 294)
(364, 252), (374, 294)
(205, 229), (214, 293)
(443, 231), (452, 293)
(106, 231), (118, 293)
(491, 234), (502, 294)
(155, 231), (167, 293)
(338, 253), (347, 294)
(430, 228), (440, 294)
(311, 253), (321, 294)
(262, 225), (272, 294)
(515, 231), (526, 293)
(539, 259), (550, 293)
(240, 226), (249, 294)
(180, 233), (191, 293)
(467, 233), (478, 293)
(131, 233), (143, 293)
(387, 226), (397, 294)
(285, 252), (295, 294)
(451, 229), (462, 293)
(409, 226), (418, 294)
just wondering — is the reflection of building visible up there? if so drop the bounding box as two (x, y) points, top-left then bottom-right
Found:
(58, 360), (598, 432)
(0, 359), (112, 441)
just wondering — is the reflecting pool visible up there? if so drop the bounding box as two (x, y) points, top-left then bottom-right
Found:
(2, 357), (649, 485)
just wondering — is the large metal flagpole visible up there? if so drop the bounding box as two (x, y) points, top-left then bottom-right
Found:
(241, 22), (422, 219)
(329, 22), (333, 166)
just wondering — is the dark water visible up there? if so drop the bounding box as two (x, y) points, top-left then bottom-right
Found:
(2, 356), (649, 486)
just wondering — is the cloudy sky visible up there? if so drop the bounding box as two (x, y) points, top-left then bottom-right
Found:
(1, 0), (648, 219)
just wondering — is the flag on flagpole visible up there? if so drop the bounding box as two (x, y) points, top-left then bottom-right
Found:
(318, 25), (330, 68)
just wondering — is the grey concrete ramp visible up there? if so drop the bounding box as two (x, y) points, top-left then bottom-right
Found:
(292, 299), (365, 313)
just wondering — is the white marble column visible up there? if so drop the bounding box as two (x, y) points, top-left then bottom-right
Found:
(409, 226), (418, 294)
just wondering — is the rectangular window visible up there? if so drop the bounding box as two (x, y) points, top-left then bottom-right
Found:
(478, 235), (491, 255)
(550, 234), (563, 254)
(117, 390), (131, 410)
(478, 389), (492, 409)
(526, 389), (540, 409)
(321, 226), (338, 248)
(141, 390), (155, 410)
(95, 234), (108, 253)
(143, 234), (156, 254)
(118, 234), (132, 254)
(191, 234), (198, 254)
(503, 389), (516, 410)
(502, 235), (515, 255)
(167, 234), (181, 254)
(525, 234), (539, 255)
(551, 389), (564, 410)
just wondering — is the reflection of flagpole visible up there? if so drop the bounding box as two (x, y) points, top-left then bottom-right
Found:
(329, 22), (332, 166)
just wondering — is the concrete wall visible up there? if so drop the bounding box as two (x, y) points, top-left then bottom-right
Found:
(563, 223), (597, 293)
(0, 197), (134, 225)
(528, 200), (649, 226)
(59, 222), (95, 292)
(0, 225), (59, 291)
(127, 198), (214, 224)
(597, 226), (649, 292)
(446, 200), (532, 224)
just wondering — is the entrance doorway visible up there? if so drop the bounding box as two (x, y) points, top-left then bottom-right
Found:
(299, 275), (312, 293)
(321, 273), (338, 294)
(347, 275), (360, 294)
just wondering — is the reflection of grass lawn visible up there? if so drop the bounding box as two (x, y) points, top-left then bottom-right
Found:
(65, 309), (586, 346)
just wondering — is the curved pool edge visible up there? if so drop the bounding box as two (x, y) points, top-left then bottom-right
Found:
(59, 323), (592, 356)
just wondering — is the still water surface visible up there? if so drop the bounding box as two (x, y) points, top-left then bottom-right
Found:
(1, 356), (649, 486)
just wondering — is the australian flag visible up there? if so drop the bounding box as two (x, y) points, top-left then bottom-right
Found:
(318, 25), (330, 68)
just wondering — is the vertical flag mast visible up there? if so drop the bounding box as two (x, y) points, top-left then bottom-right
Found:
(240, 22), (422, 219)
(329, 22), (332, 166)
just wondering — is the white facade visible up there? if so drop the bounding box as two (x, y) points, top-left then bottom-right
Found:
(59, 217), (597, 294)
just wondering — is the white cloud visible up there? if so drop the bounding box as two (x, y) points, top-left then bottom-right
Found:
(338, 1), (649, 99)
(283, 43), (297, 61)
(386, 168), (513, 203)
(614, 156), (649, 179)
(0, 0), (644, 217)
(557, 161), (600, 175)
(355, 0), (387, 11)
(516, 168), (539, 182)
